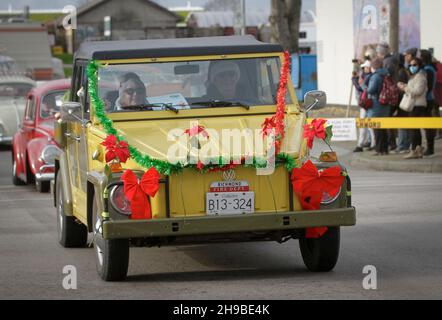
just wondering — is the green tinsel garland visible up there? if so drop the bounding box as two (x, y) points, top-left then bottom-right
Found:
(87, 60), (298, 175)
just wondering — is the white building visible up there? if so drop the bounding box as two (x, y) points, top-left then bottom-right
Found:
(316, 0), (442, 105)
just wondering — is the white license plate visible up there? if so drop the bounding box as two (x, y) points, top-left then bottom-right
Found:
(206, 192), (254, 215)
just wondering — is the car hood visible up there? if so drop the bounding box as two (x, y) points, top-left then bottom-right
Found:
(111, 113), (305, 162)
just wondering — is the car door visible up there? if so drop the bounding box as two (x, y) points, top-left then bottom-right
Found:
(66, 61), (89, 223)
(19, 95), (37, 176)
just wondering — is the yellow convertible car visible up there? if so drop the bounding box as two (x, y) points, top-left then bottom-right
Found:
(54, 35), (356, 281)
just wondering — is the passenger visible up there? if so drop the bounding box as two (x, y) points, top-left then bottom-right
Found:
(114, 72), (146, 110)
(206, 61), (241, 101)
(103, 90), (119, 112)
(397, 57), (428, 159)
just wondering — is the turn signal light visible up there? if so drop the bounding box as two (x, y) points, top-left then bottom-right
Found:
(319, 151), (337, 162)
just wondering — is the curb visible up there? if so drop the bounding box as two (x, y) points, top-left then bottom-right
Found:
(347, 154), (442, 173)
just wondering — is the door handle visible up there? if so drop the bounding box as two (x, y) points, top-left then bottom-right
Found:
(64, 132), (81, 142)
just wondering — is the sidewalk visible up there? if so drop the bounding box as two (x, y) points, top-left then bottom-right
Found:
(335, 139), (442, 173)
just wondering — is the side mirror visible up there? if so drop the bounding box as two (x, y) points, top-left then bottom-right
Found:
(303, 90), (327, 113)
(61, 102), (81, 122)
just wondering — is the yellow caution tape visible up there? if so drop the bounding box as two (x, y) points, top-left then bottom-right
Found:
(356, 117), (442, 129)
(308, 118), (442, 129)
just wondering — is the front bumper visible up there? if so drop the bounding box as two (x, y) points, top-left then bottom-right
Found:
(0, 136), (12, 144)
(35, 164), (55, 182)
(103, 207), (356, 239)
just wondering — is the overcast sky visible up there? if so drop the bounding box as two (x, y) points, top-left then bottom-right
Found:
(0, 0), (315, 13)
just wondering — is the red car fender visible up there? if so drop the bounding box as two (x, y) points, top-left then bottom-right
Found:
(27, 137), (52, 176)
(12, 132), (27, 178)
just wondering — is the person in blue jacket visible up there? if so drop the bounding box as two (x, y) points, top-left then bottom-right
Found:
(367, 58), (391, 155)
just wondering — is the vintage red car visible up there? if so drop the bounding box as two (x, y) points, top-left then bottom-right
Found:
(12, 79), (70, 192)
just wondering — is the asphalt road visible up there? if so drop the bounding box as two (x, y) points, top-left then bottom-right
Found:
(0, 145), (441, 300)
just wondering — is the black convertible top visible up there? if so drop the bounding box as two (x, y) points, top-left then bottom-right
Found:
(75, 35), (283, 60)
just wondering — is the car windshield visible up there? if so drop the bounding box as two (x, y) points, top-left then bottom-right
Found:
(0, 83), (33, 98)
(97, 57), (290, 113)
(40, 90), (67, 120)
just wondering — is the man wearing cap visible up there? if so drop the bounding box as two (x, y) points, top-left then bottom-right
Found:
(354, 60), (375, 153)
(404, 47), (418, 69)
(206, 61), (241, 100)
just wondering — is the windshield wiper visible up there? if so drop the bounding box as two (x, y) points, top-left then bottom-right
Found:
(117, 103), (179, 113)
(191, 100), (250, 110)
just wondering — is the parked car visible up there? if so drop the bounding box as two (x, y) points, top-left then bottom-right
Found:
(54, 36), (356, 281)
(12, 79), (70, 192)
(0, 76), (35, 145)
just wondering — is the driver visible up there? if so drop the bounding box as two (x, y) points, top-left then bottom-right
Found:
(206, 61), (241, 100)
(114, 72), (147, 110)
(41, 94), (56, 118)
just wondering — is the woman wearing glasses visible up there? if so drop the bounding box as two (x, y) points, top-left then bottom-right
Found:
(115, 72), (147, 110)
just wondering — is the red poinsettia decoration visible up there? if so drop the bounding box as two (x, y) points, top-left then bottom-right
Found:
(184, 125), (209, 138)
(303, 118), (327, 149)
(261, 51), (291, 154)
(121, 168), (160, 220)
(101, 135), (130, 163)
(291, 160), (344, 238)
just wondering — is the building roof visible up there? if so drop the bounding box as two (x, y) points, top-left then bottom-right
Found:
(75, 35), (283, 60)
(0, 75), (36, 85)
(76, 0), (180, 20)
(0, 23), (53, 72)
(187, 11), (271, 28)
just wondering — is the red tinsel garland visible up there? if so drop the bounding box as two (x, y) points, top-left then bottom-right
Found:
(261, 51), (291, 154)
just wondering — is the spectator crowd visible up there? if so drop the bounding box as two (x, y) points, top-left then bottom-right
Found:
(352, 44), (441, 159)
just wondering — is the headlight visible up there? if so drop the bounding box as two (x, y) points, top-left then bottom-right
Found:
(320, 187), (341, 205)
(109, 185), (131, 216)
(40, 145), (59, 164)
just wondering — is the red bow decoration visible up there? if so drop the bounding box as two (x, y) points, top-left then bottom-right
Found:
(101, 135), (130, 163)
(291, 160), (344, 238)
(303, 119), (327, 149)
(121, 168), (160, 220)
(184, 125), (209, 138)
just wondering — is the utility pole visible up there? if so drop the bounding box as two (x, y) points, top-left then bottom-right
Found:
(240, 0), (246, 35)
(389, 0), (400, 53)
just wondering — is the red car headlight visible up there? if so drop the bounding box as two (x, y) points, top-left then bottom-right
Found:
(109, 185), (131, 216)
(321, 188), (341, 205)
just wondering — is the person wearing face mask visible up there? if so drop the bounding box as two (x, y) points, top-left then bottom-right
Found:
(398, 58), (428, 159)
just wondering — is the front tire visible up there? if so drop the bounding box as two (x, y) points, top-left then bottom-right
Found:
(299, 227), (340, 272)
(36, 179), (50, 193)
(93, 194), (129, 281)
(12, 153), (25, 186)
(56, 173), (87, 247)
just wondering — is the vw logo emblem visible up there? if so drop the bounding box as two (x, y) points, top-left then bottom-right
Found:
(223, 169), (236, 181)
